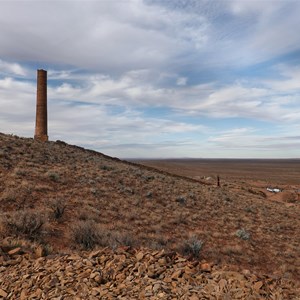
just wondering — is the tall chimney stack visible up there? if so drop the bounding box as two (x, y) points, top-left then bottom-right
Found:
(34, 69), (48, 141)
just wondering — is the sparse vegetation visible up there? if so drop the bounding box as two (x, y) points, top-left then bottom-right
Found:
(244, 206), (256, 214)
(175, 196), (186, 205)
(1, 188), (18, 202)
(100, 165), (113, 171)
(14, 168), (27, 176)
(113, 231), (137, 248)
(0, 132), (299, 290)
(72, 220), (103, 250)
(49, 198), (66, 220)
(172, 212), (188, 225)
(2, 210), (45, 239)
(236, 228), (250, 240)
(180, 235), (204, 258)
(146, 191), (153, 198)
(47, 171), (60, 182)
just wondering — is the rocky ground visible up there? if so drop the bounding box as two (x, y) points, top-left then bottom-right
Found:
(0, 132), (299, 299)
(0, 246), (299, 299)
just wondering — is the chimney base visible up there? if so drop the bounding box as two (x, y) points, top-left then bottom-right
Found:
(34, 134), (48, 142)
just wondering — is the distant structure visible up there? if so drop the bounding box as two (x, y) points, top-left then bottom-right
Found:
(34, 69), (48, 141)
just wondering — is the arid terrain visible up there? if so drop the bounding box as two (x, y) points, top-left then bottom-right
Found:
(0, 133), (299, 299)
(135, 158), (300, 203)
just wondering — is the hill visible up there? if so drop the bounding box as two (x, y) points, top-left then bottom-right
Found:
(0, 132), (299, 299)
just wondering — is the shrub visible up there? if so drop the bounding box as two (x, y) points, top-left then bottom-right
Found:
(0, 188), (17, 202)
(142, 175), (155, 181)
(113, 232), (136, 248)
(152, 236), (169, 250)
(146, 191), (153, 198)
(49, 198), (66, 220)
(3, 210), (45, 239)
(78, 211), (89, 221)
(236, 228), (250, 240)
(100, 165), (113, 171)
(14, 168), (27, 176)
(176, 196), (186, 205)
(173, 212), (188, 225)
(180, 235), (203, 258)
(47, 172), (60, 182)
(244, 206), (255, 214)
(72, 220), (102, 250)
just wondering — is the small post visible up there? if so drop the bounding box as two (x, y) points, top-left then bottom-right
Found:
(34, 69), (48, 141)
(217, 175), (220, 187)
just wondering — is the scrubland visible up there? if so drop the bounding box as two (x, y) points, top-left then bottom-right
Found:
(0, 133), (299, 299)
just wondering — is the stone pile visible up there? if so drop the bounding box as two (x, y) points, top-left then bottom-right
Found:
(0, 247), (299, 299)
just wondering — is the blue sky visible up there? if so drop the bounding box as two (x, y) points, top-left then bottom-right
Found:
(0, 0), (300, 158)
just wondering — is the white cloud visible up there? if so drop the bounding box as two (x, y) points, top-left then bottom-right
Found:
(263, 65), (300, 92)
(0, 0), (208, 73)
(39, 68), (300, 125)
(0, 72), (209, 158)
(207, 126), (300, 158)
(0, 59), (27, 76)
(176, 77), (187, 86)
(1, 1), (300, 158)
(230, 0), (282, 16)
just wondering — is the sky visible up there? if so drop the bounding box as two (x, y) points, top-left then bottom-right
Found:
(0, 0), (300, 159)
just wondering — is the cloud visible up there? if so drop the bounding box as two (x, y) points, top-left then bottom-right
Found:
(263, 64), (300, 92)
(32, 65), (300, 126)
(0, 71), (209, 158)
(176, 77), (187, 86)
(0, 0), (207, 74)
(0, 59), (27, 76)
(1, 1), (300, 158)
(1, 0), (300, 73)
(207, 127), (300, 158)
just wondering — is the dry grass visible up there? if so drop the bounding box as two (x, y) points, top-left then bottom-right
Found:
(1, 209), (46, 239)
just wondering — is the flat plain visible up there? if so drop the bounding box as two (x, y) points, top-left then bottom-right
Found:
(135, 158), (300, 202)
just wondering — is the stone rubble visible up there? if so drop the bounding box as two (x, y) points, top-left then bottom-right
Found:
(0, 247), (299, 299)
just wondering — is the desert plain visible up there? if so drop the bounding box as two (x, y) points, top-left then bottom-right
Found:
(0, 133), (299, 299)
(135, 158), (300, 202)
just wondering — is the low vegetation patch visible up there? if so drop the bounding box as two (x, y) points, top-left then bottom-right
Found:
(47, 171), (60, 182)
(72, 220), (104, 250)
(49, 198), (66, 220)
(179, 235), (204, 258)
(1, 210), (46, 239)
(236, 228), (250, 240)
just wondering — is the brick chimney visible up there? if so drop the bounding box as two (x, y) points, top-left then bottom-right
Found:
(34, 69), (48, 141)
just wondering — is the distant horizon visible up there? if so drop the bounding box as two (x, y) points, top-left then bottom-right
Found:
(1, 0), (300, 159)
(2, 130), (299, 161)
(130, 157), (300, 161)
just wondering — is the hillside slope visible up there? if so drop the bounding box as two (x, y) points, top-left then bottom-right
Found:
(0, 133), (299, 298)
